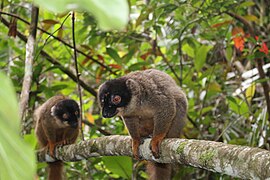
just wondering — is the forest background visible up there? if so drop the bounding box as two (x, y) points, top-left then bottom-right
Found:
(0, 0), (270, 179)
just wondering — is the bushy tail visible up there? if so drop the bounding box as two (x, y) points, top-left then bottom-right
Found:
(147, 162), (172, 180)
(48, 161), (63, 180)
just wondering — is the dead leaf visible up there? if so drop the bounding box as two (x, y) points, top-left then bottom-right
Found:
(212, 20), (233, 28)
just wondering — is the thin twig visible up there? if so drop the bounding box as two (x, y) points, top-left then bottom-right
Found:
(0, 10), (115, 74)
(178, 18), (202, 86)
(156, 46), (181, 83)
(37, 13), (71, 57)
(72, 11), (84, 140)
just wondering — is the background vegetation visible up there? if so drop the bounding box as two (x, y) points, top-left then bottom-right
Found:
(0, 0), (269, 179)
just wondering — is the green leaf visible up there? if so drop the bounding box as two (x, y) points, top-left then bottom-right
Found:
(239, 1), (255, 8)
(227, 96), (249, 117)
(33, 0), (129, 30)
(182, 43), (195, 58)
(23, 131), (37, 149)
(0, 72), (36, 180)
(245, 83), (256, 103)
(194, 45), (213, 71)
(129, 61), (149, 71)
(106, 47), (122, 64)
(225, 46), (233, 61)
(208, 82), (222, 93)
(209, 127), (216, 134)
(243, 15), (258, 22)
(201, 106), (214, 114)
(102, 156), (132, 179)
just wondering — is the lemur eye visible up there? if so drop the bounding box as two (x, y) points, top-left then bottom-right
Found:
(112, 95), (121, 105)
(75, 111), (78, 115)
(63, 113), (68, 119)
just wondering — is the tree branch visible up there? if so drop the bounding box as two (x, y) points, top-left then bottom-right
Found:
(19, 5), (38, 123)
(0, 16), (97, 97)
(37, 135), (270, 179)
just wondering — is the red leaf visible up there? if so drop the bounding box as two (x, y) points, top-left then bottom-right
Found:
(140, 52), (151, 60)
(232, 27), (245, 51)
(82, 57), (90, 65)
(97, 55), (104, 62)
(259, 42), (268, 54)
(109, 64), (122, 69)
(255, 36), (269, 55)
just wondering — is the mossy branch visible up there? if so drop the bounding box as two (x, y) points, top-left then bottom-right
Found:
(37, 135), (270, 179)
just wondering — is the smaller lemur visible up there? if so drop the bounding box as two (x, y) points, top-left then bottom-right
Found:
(98, 69), (187, 180)
(34, 95), (80, 180)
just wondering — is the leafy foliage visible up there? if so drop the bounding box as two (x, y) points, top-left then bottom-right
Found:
(0, 72), (36, 180)
(0, 0), (269, 179)
(34, 0), (129, 30)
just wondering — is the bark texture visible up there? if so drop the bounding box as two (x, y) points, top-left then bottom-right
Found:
(19, 5), (39, 122)
(37, 135), (270, 179)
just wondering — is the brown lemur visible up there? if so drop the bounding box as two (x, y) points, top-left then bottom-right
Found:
(34, 95), (80, 180)
(97, 69), (187, 180)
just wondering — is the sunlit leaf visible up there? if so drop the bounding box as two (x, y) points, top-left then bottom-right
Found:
(0, 72), (36, 180)
(182, 43), (195, 58)
(245, 83), (256, 103)
(243, 15), (258, 22)
(208, 82), (222, 92)
(85, 113), (95, 124)
(34, 0), (129, 30)
(23, 131), (37, 149)
(201, 106), (214, 114)
(102, 156), (132, 179)
(239, 1), (255, 8)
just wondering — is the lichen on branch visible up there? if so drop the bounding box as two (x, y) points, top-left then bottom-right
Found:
(37, 135), (270, 179)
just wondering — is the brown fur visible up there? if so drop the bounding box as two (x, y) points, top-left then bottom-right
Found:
(34, 95), (79, 180)
(98, 69), (187, 180)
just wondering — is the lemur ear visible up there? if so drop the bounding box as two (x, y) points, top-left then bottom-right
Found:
(51, 105), (56, 116)
(126, 79), (140, 94)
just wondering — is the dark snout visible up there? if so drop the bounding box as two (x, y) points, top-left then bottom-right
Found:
(69, 121), (78, 128)
(102, 107), (118, 118)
